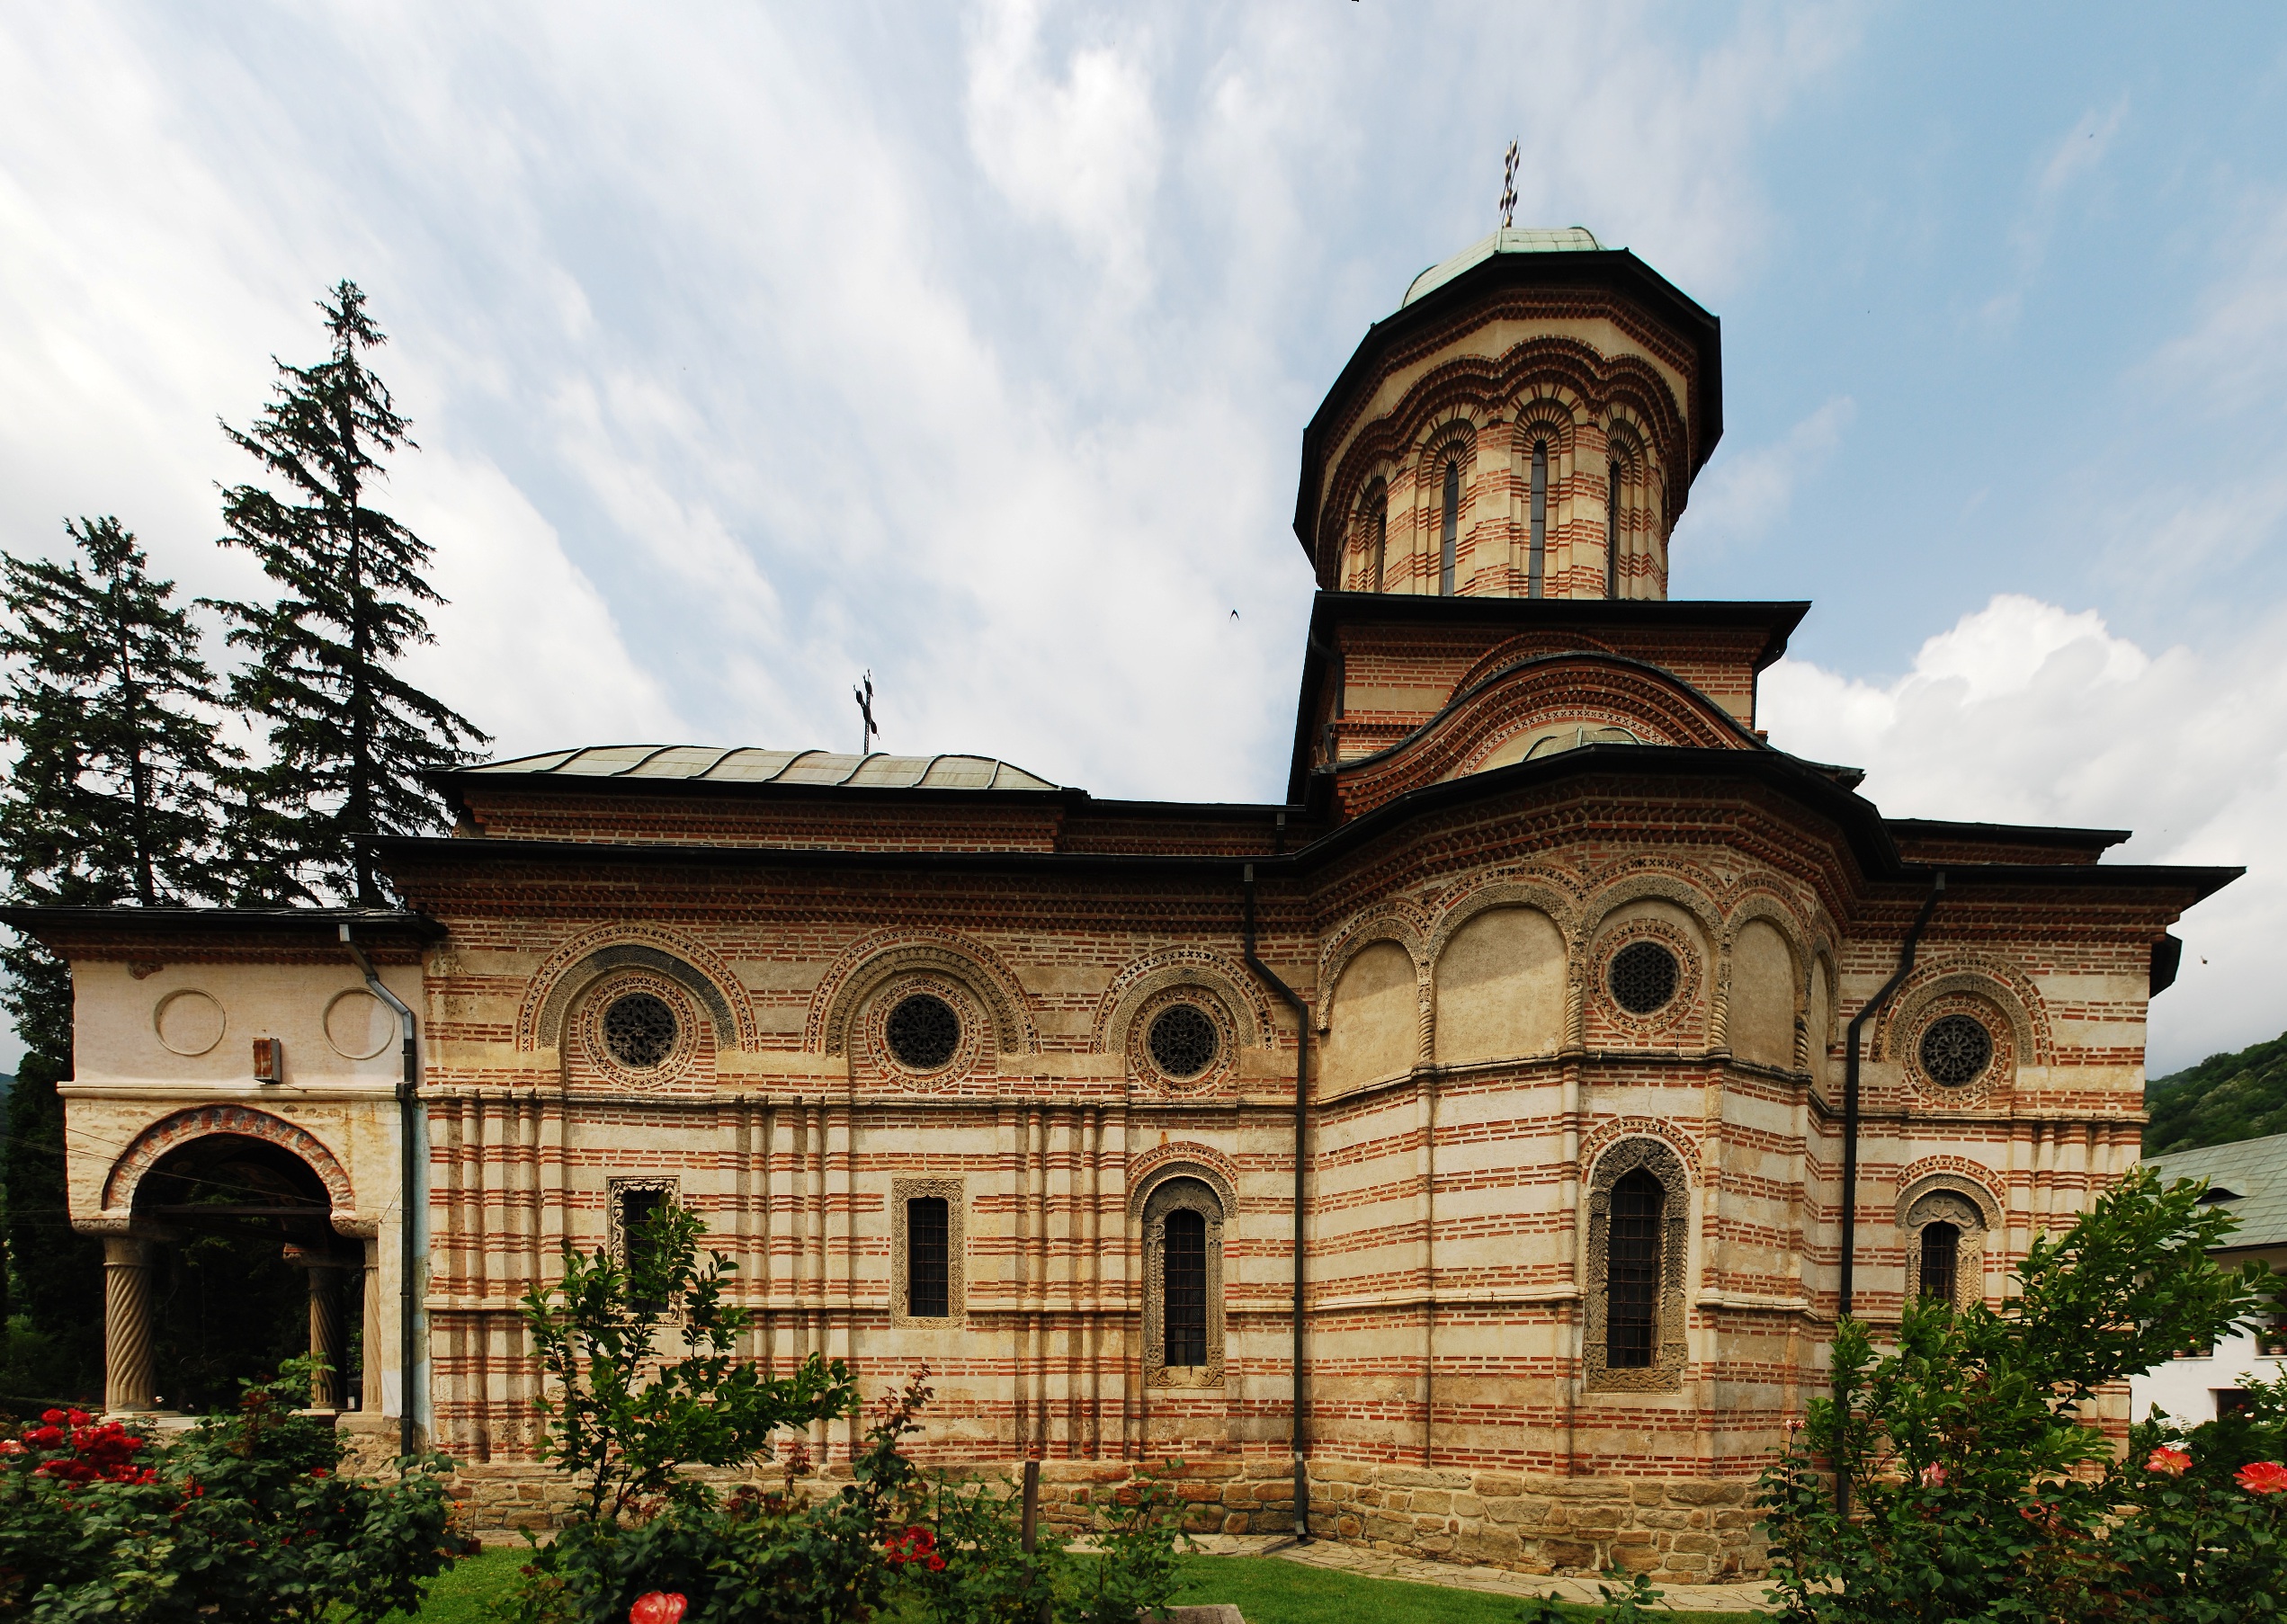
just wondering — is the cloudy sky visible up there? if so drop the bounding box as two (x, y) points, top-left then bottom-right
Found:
(1, 3), (2283, 1073)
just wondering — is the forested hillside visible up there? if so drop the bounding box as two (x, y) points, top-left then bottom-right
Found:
(2146, 1031), (2287, 1154)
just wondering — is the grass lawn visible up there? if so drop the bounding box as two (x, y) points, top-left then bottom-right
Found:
(397, 1545), (1765, 1623)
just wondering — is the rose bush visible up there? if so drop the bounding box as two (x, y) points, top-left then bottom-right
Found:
(1758, 1168), (2281, 1622)
(512, 1206), (1188, 1624)
(0, 1362), (464, 1622)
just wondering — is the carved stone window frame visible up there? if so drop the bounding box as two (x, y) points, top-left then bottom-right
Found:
(1141, 1174), (1227, 1390)
(606, 1175), (681, 1272)
(1902, 995), (2015, 1105)
(582, 972), (703, 1090)
(1127, 986), (1240, 1096)
(1590, 918), (1703, 1044)
(889, 1177), (966, 1325)
(862, 975), (985, 1084)
(1900, 1186), (1988, 1311)
(1584, 1138), (1690, 1392)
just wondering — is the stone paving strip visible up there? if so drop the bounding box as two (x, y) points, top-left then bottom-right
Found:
(1184, 1533), (1780, 1614)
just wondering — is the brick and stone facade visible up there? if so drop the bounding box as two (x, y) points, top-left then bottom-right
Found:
(10, 227), (2238, 1585)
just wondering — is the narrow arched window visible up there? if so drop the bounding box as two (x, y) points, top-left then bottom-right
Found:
(1605, 459), (1622, 599)
(1919, 1221), (1960, 1306)
(1164, 1208), (1208, 1365)
(1528, 439), (1549, 598)
(1606, 1169), (1662, 1367)
(1371, 494), (1388, 593)
(1438, 455), (1461, 595)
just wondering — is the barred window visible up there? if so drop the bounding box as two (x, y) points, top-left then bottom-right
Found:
(1164, 1207), (1209, 1367)
(907, 1196), (950, 1318)
(615, 1185), (673, 1314)
(1606, 1169), (1663, 1368)
(1919, 1221), (1960, 1306)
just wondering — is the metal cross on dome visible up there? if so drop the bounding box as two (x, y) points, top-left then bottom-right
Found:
(1500, 139), (1518, 229)
(853, 670), (879, 756)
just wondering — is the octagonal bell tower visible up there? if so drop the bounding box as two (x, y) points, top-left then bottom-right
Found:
(1295, 228), (1722, 601)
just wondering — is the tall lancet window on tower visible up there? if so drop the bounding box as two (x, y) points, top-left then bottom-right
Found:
(1371, 490), (1389, 592)
(1606, 459), (1623, 599)
(1528, 439), (1549, 598)
(1438, 455), (1461, 595)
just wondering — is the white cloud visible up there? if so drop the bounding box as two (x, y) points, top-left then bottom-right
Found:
(1762, 594), (2287, 1073)
(965, 0), (1162, 298)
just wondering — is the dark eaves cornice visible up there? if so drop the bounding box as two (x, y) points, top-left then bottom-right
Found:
(367, 745), (2243, 905)
(1884, 816), (2131, 854)
(0, 905), (447, 946)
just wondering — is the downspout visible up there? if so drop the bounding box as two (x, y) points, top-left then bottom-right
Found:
(1835, 869), (1943, 1519)
(1242, 862), (1312, 1543)
(342, 922), (422, 1462)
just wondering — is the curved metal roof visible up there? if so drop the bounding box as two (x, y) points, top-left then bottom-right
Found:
(1400, 226), (1604, 308)
(465, 746), (1060, 791)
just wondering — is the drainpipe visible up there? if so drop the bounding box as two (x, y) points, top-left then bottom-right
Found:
(1835, 869), (1943, 1519)
(341, 922), (422, 1462)
(1242, 862), (1312, 1543)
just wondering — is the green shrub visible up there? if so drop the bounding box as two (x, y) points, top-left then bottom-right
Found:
(0, 1361), (462, 1622)
(1757, 1168), (2280, 1621)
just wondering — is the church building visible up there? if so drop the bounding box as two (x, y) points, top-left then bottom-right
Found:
(9, 227), (2237, 1583)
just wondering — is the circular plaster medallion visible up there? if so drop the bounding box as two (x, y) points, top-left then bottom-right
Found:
(323, 988), (398, 1060)
(155, 989), (227, 1057)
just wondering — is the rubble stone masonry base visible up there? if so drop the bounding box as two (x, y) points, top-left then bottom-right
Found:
(441, 1454), (1768, 1584)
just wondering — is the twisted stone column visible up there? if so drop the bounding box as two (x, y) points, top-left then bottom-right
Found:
(285, 1245), (353, 1411)
(362, 1244), (384, 1415)
(103, 1236), (160, 1414)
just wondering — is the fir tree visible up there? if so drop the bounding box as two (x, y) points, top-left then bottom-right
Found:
(0, 515), (234, 1397)
(212, 281), (488, 905)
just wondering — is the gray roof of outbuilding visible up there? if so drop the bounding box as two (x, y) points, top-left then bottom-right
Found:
(463, 746), (1060, 792)
(2144, 1132), (2287, 1251)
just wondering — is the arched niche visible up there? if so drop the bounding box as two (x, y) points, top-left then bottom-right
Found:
(1729, 917), (1798, 1070)
(1434, 906), (1566, 1066)
(1318, 941), (1419, 1094)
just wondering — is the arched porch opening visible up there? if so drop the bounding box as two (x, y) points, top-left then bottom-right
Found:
(108, 1134), (368, 1416)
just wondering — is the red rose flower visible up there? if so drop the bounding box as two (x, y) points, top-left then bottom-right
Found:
(630, 1593), (688, 1624)
(2237, 1461), (2287, 1495)
(2145, 1447), (2193, 1477)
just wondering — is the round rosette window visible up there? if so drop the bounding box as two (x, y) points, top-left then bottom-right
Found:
(603, 992), (680, 1070)
(1919, 1013), (1994, 1088)
(1147, 1004), (1219, 1080)
(1608, 941), (1681, 1016)
(886, 992), (962, 1072)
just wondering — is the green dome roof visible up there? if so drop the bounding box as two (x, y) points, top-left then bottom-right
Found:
(1400, 227), (1604, 308)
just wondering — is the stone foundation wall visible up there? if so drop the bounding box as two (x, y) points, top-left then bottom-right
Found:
(1305, 1463), (1766, 1584)
(434, 1453), (1766, 1583)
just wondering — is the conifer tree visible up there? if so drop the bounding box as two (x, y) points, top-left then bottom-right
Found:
(212, 281), (488, 906)
(0, 515), (235, 1396)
